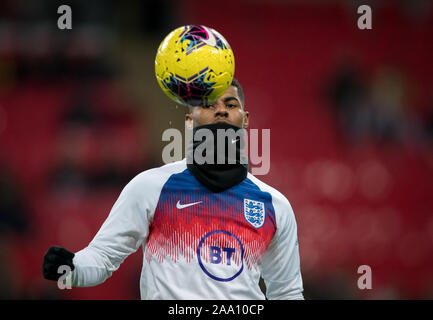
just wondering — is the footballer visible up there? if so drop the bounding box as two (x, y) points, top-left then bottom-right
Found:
(42, 78), (304, 300)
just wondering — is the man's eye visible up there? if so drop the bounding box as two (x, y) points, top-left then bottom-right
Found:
(203, 104), (212, 109)
(226, 104), (238, 109)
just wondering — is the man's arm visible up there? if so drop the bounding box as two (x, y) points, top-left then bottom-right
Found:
(43, 161), (187, 288)
(71, 174), (150, 287)
(260, 194), (304, 300)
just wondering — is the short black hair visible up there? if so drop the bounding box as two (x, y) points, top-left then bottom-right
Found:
(230, 78), (245, 106)
(187, 78), (245, 113)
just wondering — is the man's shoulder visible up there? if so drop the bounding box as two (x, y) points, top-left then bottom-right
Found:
(246, 174), (298, 231)
(247, 173), (287, 200)
(125, 159), (187, 192)
(137, 159), (187, 178)
(246, 173), (293, 212)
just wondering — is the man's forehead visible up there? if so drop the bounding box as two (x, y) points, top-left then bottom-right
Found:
(221, 85), (239, 97)
(187, 85), (241, 111)
(219, 85), (241, 102)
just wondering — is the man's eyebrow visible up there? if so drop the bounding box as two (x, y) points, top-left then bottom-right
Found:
(223, 96), (240, 104)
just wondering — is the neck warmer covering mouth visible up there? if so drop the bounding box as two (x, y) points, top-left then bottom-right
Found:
(186, 122), (249, 192)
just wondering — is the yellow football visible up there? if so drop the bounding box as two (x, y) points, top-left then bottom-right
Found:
(155, 25), (235, 106)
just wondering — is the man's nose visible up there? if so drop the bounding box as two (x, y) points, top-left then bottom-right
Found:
(214, 103), (228, 117)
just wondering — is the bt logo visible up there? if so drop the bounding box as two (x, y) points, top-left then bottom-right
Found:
(209, 246), (236, 265)
(197, 230), (244, 282)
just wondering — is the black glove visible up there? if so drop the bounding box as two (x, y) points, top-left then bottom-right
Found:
(42, 246), (75, 281)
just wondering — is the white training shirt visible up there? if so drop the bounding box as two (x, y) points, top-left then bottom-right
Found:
(71, 159), (304, 300)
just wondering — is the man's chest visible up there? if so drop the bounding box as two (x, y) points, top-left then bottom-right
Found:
(145, 171), (277, 271)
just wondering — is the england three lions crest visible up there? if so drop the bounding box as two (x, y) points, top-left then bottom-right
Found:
(243, 199), (265, 229)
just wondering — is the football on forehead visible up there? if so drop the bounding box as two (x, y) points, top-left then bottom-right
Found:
(155, 25), (235, 107)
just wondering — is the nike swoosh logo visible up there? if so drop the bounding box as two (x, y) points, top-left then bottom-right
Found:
(202, 26), (217, 47)
(232, 138), (239, 144)
(176, 200), (202, 209)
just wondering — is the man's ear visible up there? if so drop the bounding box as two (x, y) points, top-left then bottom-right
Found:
(242, 110), (249, 129)
(185, 112), (193, 129)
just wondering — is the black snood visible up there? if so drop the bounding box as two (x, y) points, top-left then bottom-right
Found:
(186, 123), (249, 192)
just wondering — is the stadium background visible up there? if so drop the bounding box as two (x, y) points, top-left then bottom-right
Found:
(0, 0), (432, 299)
